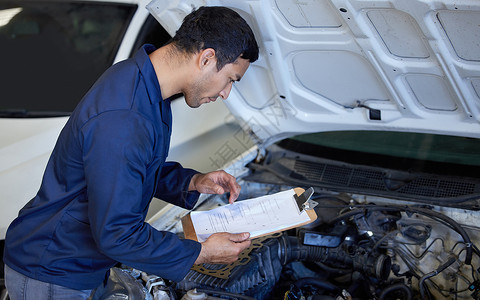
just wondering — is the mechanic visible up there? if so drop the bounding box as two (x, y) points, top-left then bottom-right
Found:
(3, 6), (259, 300)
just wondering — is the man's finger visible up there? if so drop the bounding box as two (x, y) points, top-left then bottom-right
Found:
(229, 232), (250, 242)
(199, 178), (224, 195)
(225, 178), (241, 203)
(208, 180), (224, 194)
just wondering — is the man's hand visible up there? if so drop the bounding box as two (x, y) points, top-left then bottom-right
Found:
(188, 170), (241, 203)
(194, 232), (251, 265)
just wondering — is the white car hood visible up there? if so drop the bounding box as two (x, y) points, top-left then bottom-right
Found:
(148, 0), (480, 146)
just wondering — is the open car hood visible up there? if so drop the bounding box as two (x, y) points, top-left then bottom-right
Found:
(147, 0), (480, 147)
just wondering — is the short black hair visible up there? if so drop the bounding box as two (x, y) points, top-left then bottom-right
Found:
(171, 6), (259, 70)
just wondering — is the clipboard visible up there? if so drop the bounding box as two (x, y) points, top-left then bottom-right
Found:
(182, 187), (317, 241)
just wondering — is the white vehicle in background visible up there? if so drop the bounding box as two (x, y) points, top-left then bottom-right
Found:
(0, 0), (237, 286)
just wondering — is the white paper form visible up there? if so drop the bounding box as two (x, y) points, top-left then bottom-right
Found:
(190, 189), (311, 242)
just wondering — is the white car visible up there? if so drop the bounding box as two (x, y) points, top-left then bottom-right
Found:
(0, 3), (241, 297)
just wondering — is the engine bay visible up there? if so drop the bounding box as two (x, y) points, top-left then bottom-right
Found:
(98, 145), (480, 300)
(99, 185), (480, 299)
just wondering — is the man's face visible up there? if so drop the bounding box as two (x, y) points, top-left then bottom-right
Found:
(184, 57), (250, 108)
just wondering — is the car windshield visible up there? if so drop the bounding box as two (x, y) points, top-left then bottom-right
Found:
(0, 1), (135, 116)
(278, 131), (480, 179)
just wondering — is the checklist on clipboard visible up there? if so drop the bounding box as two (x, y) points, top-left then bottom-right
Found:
(181, 187), (318, 242)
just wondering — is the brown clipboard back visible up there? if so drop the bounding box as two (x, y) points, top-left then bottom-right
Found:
(182, 187), (317, 242)
(182, 212), (198, 241)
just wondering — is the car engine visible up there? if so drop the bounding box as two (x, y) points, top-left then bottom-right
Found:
(96, 145), (480, 300)
(96, 183), (480, 300)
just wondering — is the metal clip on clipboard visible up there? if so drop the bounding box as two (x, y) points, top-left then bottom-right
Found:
(294, 187), (318, 214)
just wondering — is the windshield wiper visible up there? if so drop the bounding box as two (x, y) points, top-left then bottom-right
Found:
(0, 109), (70, 118)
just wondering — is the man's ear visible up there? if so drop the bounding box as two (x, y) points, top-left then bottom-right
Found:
(198, 48), (216, 69)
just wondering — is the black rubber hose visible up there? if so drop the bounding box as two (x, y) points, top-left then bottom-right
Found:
(280, 235), (326, 263)
(281, 236), (350, 267)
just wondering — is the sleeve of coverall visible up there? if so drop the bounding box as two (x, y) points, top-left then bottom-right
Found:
(81, 110), (200, 282)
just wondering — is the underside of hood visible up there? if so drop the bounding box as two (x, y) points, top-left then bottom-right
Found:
(148, 0), (480, 147)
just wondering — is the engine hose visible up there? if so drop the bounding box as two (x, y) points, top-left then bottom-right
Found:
(379, 283), (412, 300)
(280, 235), (330, 264)
(278, 234), (349, 274)
(328, 205), (474, 265)
(279, 236), (391, 280)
